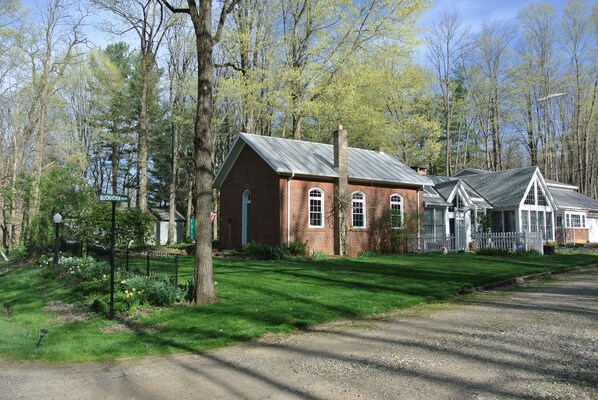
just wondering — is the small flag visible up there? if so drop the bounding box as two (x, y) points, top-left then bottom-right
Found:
(210, 212), (217, 223)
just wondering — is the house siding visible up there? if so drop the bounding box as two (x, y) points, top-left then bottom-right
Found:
(218, 146), (281, 249)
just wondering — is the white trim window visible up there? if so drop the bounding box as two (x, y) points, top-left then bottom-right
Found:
(351, 192), (366, 228)
(390, 194), (403, 229)
(566, 212), (586, 228)
(308, 188), (324, 228)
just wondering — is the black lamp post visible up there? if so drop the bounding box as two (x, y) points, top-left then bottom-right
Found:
(53, 213), (62, 270)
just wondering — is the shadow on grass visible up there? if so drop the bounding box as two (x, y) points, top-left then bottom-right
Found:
(108, 271), (598, 398)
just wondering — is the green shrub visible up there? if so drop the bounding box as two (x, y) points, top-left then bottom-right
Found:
(74, 280), (108, 296)
(89, 298), (109, 315)
(311, 251), (328, 261)
(287, 240), (308, 256)
(513, 249), (542, 257)
(121, 275), (186, 307)
(243, 242), (291, 260)
(222, 249), (241, 257)
(359, 250), (378, 257)
(7, 246), (28, 261)
(476, 248), (511, 257)
(179, 279), (195, 302)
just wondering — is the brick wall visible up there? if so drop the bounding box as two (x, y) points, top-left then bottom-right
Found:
(280, 178), (423, 255)
(219, 145), (425, 255)
(555, 228), (589, 244)
(218, 146), (281, 249)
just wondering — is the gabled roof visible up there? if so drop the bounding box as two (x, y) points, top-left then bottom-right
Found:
(423, 176), (491, 209)
(452, 168), (487, 177)
(456, 167), (539, 208)
(423, 186), (451, 206)
(150, 208), (185, 222)
(213, 133), (433, 188)
(550, 187), (598, 211)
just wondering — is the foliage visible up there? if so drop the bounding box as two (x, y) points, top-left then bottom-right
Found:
(78, 205), (154, 250)
(287, 240), (309, 257)
(476, 248), (511, 257)
(23, 165), (96, 251)
(370, 211), (420, 254)
(476, 248), (542, 257)
(476, 212), (493, 233)
(311, 251), (328, 261)
(359, 250), (379, 257)
(242, 242), (292, 261)
(513, 249), (542, 257)
(121, 275), (186, 307)
(242, 240), (310, 260)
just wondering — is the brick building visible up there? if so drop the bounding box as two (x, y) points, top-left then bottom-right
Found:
(213, 129), (432, 256)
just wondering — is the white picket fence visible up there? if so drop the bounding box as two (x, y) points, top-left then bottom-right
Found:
(406, 231), (544, 254)
(472, 231), (544, 254)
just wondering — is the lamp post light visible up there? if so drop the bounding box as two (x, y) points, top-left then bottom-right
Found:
(53, 213), (62, 270)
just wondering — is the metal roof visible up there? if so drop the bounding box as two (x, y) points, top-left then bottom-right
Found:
(214, 133), (433, 188)
(150, 208), (185, 222)
(550, 187), (598, 211)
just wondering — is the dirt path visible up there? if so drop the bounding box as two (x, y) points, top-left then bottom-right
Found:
(1, 270), (597, 400)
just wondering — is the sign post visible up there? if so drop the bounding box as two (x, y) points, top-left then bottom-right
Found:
(190, 218), (196, 242)
(99, 194), (129, 319)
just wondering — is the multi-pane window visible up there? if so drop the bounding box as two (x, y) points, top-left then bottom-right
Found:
(309, 188), (324, 227)
(390, 194), (403, 228)
(524, 181), (549, 206)
(449, 195), (464, 212)
(352, 192), (365, 228)
(562, 213), (587, 228)
(546, 211), (553, 240)
(525, 185), (536, 205)
(537, 188), (548, 206)
(530, 211), (538, 232)
(521, 210), (529, 231)
(424, 208), (445, 235)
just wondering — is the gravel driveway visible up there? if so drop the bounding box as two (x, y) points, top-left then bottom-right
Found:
(1, 269), (597, 400)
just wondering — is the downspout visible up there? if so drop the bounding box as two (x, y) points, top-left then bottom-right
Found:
(287, 173), (295, 243)
(417, 189), (421, 252)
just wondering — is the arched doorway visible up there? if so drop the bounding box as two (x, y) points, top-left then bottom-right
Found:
(242, 190), (251, 244)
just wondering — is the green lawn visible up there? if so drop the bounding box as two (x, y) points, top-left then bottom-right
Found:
(0, 253), (596, 363)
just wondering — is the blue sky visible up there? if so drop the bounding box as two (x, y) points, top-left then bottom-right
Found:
(420, 0), (570, 31)
(20, 0), (585, 51)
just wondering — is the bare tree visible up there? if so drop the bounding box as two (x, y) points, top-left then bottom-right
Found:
(466, 21), (517, 171)
(165, 19), (196, 244)
(425, 8), (470, 176)
(23, 0), (87, 229)
(517, 3), (558, 177)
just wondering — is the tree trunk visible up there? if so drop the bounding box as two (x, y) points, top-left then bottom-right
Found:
(167, 122), (179, 244)
(189, 0), (217, 305)
(138, 52), (150, 212)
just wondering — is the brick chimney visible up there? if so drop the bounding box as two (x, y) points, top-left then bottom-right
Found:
(333, 125), (348, 256)
(411, 165), (428, 176)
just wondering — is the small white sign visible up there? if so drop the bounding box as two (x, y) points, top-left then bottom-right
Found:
(99, 194), (129, 202)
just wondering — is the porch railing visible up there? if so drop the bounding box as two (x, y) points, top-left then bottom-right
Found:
(472, 231), (544, 254)
(406, 231), (544, 254)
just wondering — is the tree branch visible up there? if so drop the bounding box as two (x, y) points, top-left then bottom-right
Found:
(214, 0), (241, 44)
(157, 0), (190, 14)
(214, 62), (243, 72)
